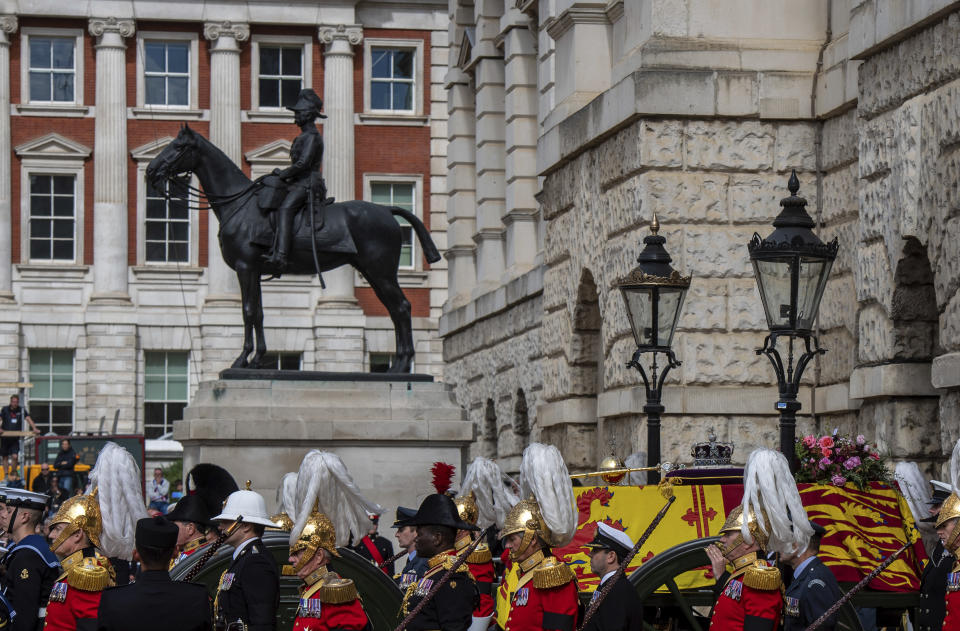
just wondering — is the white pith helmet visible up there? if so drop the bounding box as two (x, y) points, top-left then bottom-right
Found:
(213, 488), (281, 528)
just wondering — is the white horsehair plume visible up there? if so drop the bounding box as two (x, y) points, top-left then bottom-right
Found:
(88, 442), (148, 560)
(276, 472), (298, 521)
(290, 450), (382, 549)
(461, 457), (520, 528)
(519, 443), (577, 548)
(625, 452), (647, 486)
(894, 461), (933, 534)
(741, 448), (813, 556)
(951, 438), (960, 494)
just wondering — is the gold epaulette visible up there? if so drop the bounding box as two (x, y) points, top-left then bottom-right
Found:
(532, 557), (575, 589)
(318, 577), (359, 604)
(442, 556), (472, 573)
(743, 563), (781, 591)
(467, 544), (492, 564)
(65, 553), (113, 592)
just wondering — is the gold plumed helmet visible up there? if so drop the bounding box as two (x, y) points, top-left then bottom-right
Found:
(270, 512), (294, 531)
(49, 491), (103, 553)
(454, 492), (479, 526)
(289, 509), (339, 573)
(718, 505), (770, 550)
(936, 493), (960, 553)
(501, 498), (552, 557)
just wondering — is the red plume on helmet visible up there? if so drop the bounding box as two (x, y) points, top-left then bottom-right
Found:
(431, 462), (455, 496)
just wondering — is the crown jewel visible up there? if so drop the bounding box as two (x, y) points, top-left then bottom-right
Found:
(691, 428), (734, 467)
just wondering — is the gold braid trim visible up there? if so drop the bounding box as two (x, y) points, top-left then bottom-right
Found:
(318, 576), (359, 604)
(532, 557), (575, 589)
(399, 581), (417, 618)
(441, 556), (472, 573)
(743, 563), (781, 591)
(65, 554), (113, 592)
(467, 544), (492, 565)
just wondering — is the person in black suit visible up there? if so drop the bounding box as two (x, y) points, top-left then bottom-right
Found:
(96, 516), (211, 631)
(351, 512), (395, 576)
(782, 521), (844, 631)
(211, 487), (281, 631)
(582, 522), (644, 631)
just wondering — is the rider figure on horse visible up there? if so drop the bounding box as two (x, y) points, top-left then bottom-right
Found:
(263, 88), (326, 270)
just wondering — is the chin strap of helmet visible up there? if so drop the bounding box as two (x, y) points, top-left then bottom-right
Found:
(946, 520), (960, 556)
(182, 517), (243, 583)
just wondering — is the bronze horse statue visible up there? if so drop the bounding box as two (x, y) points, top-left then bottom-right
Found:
(146, 125), (440, 373)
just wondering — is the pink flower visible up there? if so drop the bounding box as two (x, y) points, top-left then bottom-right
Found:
(818, 436), (835, 449)
(870, 452), (880, 460)
(856, 434), (866, 445)
(843, 456), (861, 470)
(803, 435), (817, 448)
(821, 447), (833, 459)
(818, 457), (832, 470)
(831, 474), (846, 486)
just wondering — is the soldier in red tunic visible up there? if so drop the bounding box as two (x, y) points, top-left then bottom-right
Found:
(499, 443), (579, 631)
(453, 492), (496, 631)
(937, 439), (960, 631)
(706, 448), (816, 631)
(284, 449), (384, 631)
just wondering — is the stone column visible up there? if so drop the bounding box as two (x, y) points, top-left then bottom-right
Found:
(473, 52), (506, 290)
(444, 69), (478, 308)
(317, 24), (363, 307)
(500, 10), (539, 278)
(89, 18), (135, 303)
(0, 16), (17, 301)
(203, 21), (249, 302)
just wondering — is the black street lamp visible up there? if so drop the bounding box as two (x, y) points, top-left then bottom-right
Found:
(748, 171), (838, 471)
(615, 215), (690, 484)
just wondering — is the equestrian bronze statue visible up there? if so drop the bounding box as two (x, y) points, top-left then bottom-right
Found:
(145, 90), (440, 374)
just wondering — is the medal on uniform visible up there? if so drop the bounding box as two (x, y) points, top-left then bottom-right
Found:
(298, 597), (322, 618)
(784, 596), (800, 616)
(723, 579), (742, 601)
(221, 573), (235, 591)
(416, 578), (434, 597)
(514, 587), (529, 606)
(49, 582), (68, 603)
(948, 572), (960, 592)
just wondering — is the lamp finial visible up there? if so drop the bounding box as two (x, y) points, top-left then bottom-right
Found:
(650, 214), (660, 235)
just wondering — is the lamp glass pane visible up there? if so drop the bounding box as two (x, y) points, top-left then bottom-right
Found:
(656, 287), (686, 347)
(795, 256), (833, 332)
(753, 257), (794, 329)
(621, 286), (654, 347)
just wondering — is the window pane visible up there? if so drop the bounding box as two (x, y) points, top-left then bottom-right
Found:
(371, 82), (391, 110)
(53, 176), (73, 195)
(167, 401), (186, 421)
(30, 39), (51, 69)
(393, 50), (414, 78)
(52, 39), (74, 69)
(29, 72), (51, 102)
(281, 79), (301, 109)
(31, 175), (51, 194)
(145, 42), (165, 73)
(371, 49), (391, 78)
(167, 43), (188, 73)
(52, 219), (73, 238)
(167, 77), (189, 106)
(145, 242), (165, 262)
(166, 353), (189, 375)
(259, 78), (279, 108)
(53, 196), (73, 217)
(31, 219), (50, 239)
(169, 199), (189, 220)
(168, 221), (188, 242)
(393, 82), (412, 111)
(146, 221), (165, 241)
(399, 244), (413, 268)
(51, 350), (73, 372)
(144, 402), (165, 426)
(392, 183), (414, 207)
(370, 183), (390, 205)
(31, 194), (51, 216)
(145, 352), (165, 374)
(146, 199), (165, 219)
(281, 47), (301, 75)
(52, 239), (73, 260)
(52, 73), (74, 102)
(50, 404), (72, 422)
(167, 376), (188, 401)
(145, 76), (165, 105)
(29, 240), (49, 260)
(145, 376), (165, 400)
(168, 241), (188, 262)
(51, 375), (72, 399)
(279, 354), (301, 370)
(260, 47), (279, 75)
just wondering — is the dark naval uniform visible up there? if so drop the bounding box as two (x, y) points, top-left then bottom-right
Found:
(582, 574), (644, 631)
(782, 556), (843, 631)
(96, 570), (211, 631)
(396, 552), (429, 590)
(709, 556), (782, 631)
(1, 534), (60, 631)
(214, 538), (279, 631)
(400, 550), (476, 631)
(914, 541), (952, 631)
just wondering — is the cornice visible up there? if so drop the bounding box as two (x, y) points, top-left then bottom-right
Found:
(546, 6), (610, 40)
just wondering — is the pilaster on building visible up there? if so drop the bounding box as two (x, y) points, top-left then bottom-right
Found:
(0, 3), (450, 437)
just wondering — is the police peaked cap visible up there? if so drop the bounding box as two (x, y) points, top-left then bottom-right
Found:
(394, 494), (478, 531)
(287, 89), (327, 118)
(584, 522), (634, 559)
(136, 516), (178, 549)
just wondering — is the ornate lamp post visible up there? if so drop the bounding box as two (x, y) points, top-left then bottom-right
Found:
(748, 171), (838, 471)
(615, 216), (690, 484)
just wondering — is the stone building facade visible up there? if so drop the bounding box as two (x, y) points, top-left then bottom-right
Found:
(0, 0), (449, 437)
(440, 0), (960, 477)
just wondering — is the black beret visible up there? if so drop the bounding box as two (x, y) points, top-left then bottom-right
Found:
(136, 516), (178, 549)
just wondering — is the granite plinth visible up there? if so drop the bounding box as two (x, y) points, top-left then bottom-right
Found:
(173, 378), (473, 513)
(220, 368), (435, 382)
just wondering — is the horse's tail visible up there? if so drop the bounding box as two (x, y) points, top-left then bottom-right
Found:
(390, 206), (441, 263)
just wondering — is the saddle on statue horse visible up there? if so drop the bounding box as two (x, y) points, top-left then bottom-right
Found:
(252, 175), (358, 256)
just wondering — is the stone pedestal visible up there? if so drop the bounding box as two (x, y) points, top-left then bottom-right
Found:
(173, 377), (473, 512)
